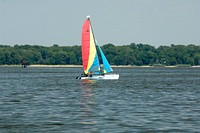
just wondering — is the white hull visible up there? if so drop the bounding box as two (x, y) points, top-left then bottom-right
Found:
(80, 74), (119, 80)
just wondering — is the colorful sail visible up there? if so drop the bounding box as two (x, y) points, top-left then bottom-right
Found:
(81, 17), (100, 74)
(97, 44), (113, 74)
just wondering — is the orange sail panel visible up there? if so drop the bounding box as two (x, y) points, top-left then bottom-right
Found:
(81, 19), (99, 74)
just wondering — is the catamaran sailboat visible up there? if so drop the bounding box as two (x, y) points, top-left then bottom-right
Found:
(76, 16), (119, 80)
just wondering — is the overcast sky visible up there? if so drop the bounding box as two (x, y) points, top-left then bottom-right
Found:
(0, 0), (200, 47)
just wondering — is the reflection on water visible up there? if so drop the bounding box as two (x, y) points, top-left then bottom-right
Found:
(81, 79), (97, 84)
(79, 80), (97, 130)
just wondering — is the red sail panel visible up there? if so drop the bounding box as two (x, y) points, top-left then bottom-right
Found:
(81, 19), (90, 72)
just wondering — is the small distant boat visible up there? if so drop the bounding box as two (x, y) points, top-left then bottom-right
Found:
(76, 16), (119, 80)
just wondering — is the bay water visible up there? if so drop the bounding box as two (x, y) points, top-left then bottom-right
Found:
(0, 67), (200, 132)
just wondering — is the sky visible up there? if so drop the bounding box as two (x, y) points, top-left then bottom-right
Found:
(0, 0), (200, 47)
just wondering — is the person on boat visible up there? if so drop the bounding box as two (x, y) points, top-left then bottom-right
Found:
(89, 72), (93, 77)
(100, 68), (105, 76)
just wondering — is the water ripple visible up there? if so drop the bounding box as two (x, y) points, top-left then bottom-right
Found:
(0, 67), (200, 132)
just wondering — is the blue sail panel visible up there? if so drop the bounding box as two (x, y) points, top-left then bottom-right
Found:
(88, 53), (100, 73)
(97, 45), (113, 74)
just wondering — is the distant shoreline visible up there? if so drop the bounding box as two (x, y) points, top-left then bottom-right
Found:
(1, 64), (200, 68)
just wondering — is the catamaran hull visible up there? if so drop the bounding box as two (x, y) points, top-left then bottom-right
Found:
(77, 74), (119, 80)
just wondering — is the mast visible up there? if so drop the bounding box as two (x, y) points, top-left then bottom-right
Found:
(87, 16), (97, 47)
(87, 15), (90, 20)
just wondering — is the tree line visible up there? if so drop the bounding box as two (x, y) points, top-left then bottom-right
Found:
(0, 43), (200, 66)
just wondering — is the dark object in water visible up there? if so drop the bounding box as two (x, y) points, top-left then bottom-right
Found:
(20, 60), (29, 68)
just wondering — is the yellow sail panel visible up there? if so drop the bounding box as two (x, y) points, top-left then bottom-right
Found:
(85, 26), (97, 74)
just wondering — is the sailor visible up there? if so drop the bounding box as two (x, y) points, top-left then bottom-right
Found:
(89, 72), (93, 77)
